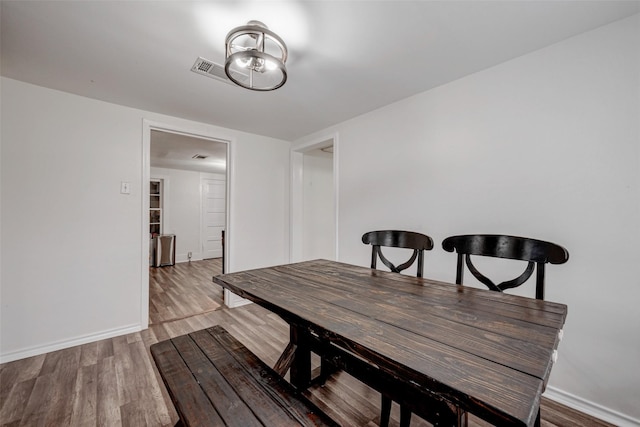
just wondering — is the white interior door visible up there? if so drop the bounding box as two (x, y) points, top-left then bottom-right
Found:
(202, 178), (225, 259)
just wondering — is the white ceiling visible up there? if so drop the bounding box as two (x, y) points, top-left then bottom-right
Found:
(2, 1), (638, 149)
(150, 130), (228, 174)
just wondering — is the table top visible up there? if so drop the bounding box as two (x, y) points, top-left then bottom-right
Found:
(213, 259), (567, 427)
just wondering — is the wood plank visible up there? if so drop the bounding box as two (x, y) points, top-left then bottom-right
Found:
(69, 364), (97, 425)
(194, 326), (337, 426)
(168, 333), (264, 426)
(96, 356), (122, 427)
(129, 336), (173, 426)
(0, 353), (44, 419)
(19, 374), (55, 425)
(120, 400), (148, 427)
(0, 378), (37, 424)
(150, 340), (226, 425)
(41, 346), (80, 426)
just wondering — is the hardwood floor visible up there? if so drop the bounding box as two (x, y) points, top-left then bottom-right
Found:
(0, 260), (616, 427)
(149, 258), (223, 324)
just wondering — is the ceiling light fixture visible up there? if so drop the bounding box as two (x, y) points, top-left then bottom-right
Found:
(225, 20), (288, 91)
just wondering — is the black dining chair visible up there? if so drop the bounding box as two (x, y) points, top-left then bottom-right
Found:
(441, 234), (569, 300)
(362, 230), (456, 427)
(442, 233), (569, 426)
(362, 230), (433, 278)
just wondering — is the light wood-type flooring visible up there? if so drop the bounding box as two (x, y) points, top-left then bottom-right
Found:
(149, 258), (223, 324)
(0, 259), (616, 426)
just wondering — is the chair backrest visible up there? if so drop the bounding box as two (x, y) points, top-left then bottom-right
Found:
(441, 234), (569, 300)
(362, 230), (434, 278)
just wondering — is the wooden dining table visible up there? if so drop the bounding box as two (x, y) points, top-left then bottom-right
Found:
(213, 259), (567, 427)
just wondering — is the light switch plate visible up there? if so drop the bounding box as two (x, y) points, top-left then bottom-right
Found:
(121, 181), (131, 194)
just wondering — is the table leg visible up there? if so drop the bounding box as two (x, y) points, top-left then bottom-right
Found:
(380, 396), (392, 427)
(288, 325), (312, 390)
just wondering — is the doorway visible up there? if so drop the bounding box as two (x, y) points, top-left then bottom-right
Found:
(290, 134), (338, 262)
(141, 120), (231, 328)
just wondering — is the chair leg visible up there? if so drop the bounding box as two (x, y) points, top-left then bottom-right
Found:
(400, 405), (412, 427)
(535, 407), (541, 427)
(380, 395), (392, 427)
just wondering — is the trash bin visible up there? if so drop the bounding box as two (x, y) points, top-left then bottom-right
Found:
(154, 234), (176, 267)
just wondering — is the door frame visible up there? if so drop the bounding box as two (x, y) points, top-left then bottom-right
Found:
(141, 119), (232, 328)
(290, 132), (339, 262)
(200, 175), (226, 260)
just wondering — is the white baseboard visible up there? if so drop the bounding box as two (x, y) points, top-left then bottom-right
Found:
(176, 252), (203, 263)
(545, 386), (640, 427)
(0, 323), (142, 364)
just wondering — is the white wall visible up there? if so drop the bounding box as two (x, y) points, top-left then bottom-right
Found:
(150, 167), (224, 263)
(296, 14), (640, 426)
(0, 77), (291, 362)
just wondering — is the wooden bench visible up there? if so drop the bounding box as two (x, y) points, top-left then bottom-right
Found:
(150, 325), (338, 427)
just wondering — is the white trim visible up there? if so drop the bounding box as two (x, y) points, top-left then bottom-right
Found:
(0, 323), (141, 364)
(545, 386), (640, 427)
(289, 132), (339, 262)
(142, 121), (151, 329)
(332, 134), (340, 260)
(176, 252), (204, 263)
(290, 150), (304, 262)
(224, 289), (252, 308)
(199, 175), (204, 259)
(224, 138), (232, 275)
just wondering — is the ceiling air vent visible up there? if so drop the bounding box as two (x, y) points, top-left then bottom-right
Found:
(190, 57), (249, 86)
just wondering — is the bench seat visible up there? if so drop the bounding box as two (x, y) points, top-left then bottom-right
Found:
(151, 325), (338, 427)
